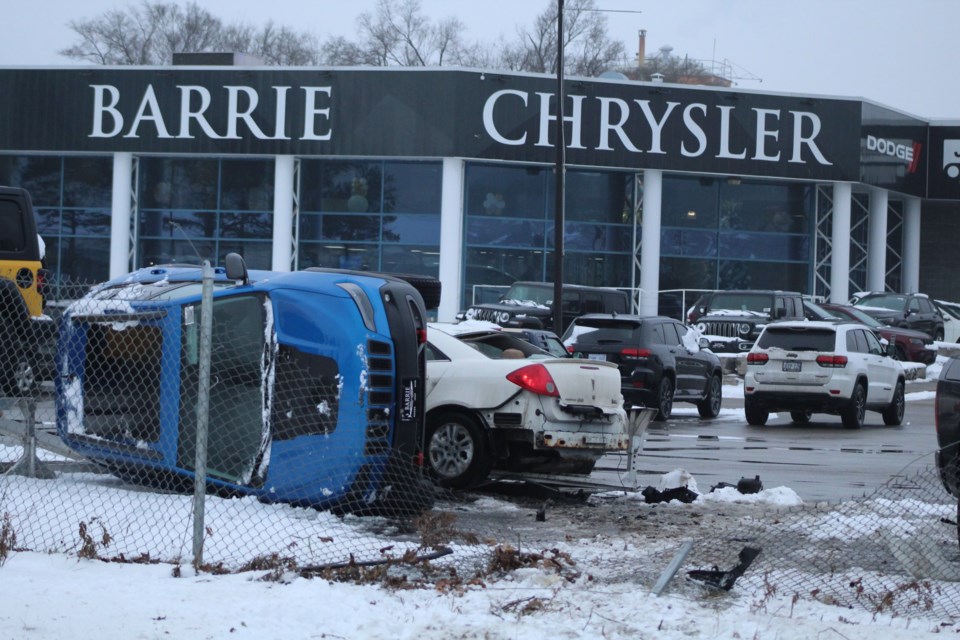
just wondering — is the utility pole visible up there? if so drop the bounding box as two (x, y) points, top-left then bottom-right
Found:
(552, 0), (566, 334)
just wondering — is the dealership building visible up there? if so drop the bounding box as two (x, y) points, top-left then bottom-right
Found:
(1, 62), (959, 320)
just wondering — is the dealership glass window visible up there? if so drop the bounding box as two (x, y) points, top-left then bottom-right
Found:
(466, 164), (549, 219)
(297, 160), (441, 274)
(463, 163), (635, 304)
(138, 157), (274, 270)
(660, 174), (814, 292)
(0, 154), (113, 285)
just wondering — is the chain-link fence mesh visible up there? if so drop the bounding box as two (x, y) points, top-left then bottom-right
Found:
(5, 273), (960, 623)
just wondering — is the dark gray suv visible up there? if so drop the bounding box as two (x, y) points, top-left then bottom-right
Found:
(853, 292), (944, 341)
(563, 314), (723, 421)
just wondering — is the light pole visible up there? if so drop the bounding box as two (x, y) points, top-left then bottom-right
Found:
(552, 0), (566, 335)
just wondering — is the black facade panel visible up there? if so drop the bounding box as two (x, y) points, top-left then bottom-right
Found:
(0, 68), (861, 182)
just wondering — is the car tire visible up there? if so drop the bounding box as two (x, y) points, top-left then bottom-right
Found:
(841, 382), (867, 429)
(744, 398), (768, 426)
(935, 329), (945, 342)
(653, 375), (675, 421)
(426, 411), (491, 489)
(882, 380), (905, 426)
(790, 410), (812, 424)
(696, 374), (722, 419)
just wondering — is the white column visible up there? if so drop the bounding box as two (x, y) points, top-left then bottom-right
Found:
(639, 169), (662, 316)
(829, 182), (852, 303)
(271, 155), (295, 272)
(109, 152), (133, 279)
(437, 158), (465, 321)
(866, 187), (888, 292)
(902, 197), (921, 293)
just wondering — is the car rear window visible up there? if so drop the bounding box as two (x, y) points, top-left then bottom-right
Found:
(757, 327), (837, 351)
(568, 319), (642, 345)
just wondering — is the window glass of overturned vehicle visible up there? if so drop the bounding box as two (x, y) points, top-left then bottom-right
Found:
(179, 294), (269, 483)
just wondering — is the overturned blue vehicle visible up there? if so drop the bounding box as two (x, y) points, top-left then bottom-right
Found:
(56, 256), (439, 516)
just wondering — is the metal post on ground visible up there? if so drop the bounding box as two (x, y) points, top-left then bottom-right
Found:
(8, 394), (55, 479)
(192, 260), (214, 569)
(625, 407), (655, 489)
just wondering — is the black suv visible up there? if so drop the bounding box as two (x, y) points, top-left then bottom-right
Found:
(687, 290), (806, 353)
(852, 292), (944, 341)
(562, 314), (723, 421)
(463, 281), (629, 334)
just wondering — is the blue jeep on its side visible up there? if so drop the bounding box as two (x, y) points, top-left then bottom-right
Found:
(56, 255), (439, 516)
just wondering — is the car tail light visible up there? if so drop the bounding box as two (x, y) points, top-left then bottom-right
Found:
(416, 328), (427, 345)
(816, 355), (848, 368)
(506, 363), (559, 397)
(566, 345), (574, 354)
(621, 347), (651, 358)
(746, 352), (768, 365)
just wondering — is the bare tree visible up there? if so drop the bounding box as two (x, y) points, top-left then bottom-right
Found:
(499, 0), (626, 76)
(60, 0), (320, 65)
(347, 0), (473, 66)
(220, 22), (320, 66)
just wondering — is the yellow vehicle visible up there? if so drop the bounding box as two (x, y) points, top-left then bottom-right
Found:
(0, 186), (47, 395)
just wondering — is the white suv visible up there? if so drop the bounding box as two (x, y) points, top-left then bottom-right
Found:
(743, 321), (905, 429)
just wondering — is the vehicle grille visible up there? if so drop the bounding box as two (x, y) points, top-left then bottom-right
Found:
(699, 320), (742, 338)
(471, 308), (503, 323)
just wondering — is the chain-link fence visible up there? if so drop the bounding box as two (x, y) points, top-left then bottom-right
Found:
(5, 270), (960, 623)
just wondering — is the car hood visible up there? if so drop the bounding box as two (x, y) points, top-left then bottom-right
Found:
(878, 325), (931, 340)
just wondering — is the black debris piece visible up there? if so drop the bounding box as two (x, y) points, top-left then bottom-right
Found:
(641, 485), (699, 504)
(687, 546), (762, 591)
(737, 475), (763, 494)
(709, 482), (737, 493)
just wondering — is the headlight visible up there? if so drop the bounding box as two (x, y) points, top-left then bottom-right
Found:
(696, 322), (707, 333)
(738, 323), (751, 335)
(497, 311), (511, 323)
(465, 308), (476, 319)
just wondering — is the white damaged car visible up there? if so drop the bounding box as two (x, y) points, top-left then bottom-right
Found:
(424, 322), (628, 488)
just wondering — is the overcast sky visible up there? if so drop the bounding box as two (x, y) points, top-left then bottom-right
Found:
(1, 0), (956, 119)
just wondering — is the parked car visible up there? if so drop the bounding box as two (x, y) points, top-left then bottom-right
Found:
(743, 320), (905, 429)
(852, 292), (944, 341)
(424, 322), (628, 488)
(936, 300), (960, 343)
(814, 302), (937, 365)
(562, 314), (724, 421)
(935, 357), (960, 498)
(462, 281), (629, 335)
(687, 289), (806, 353)
(56, 256), (440, 516)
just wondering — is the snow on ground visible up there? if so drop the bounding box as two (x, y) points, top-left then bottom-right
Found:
(1, 484), (953, 640)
